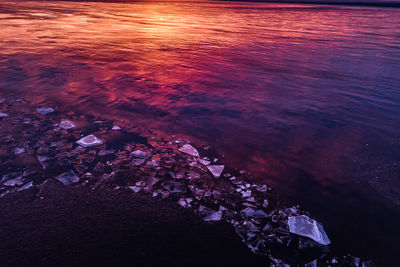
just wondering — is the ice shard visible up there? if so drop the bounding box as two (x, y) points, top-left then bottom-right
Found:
(178, 144), (199, 157)
(55, 170), (80, 185)
(76, 134), (103, 147)
(207, 165), (224, 178)
(288, 215), (331, 245)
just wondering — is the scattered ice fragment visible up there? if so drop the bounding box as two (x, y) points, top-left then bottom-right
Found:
(256, 184), (268, 192)
(207, 165), (224, 178)
(288, 215), (331, 245)
(241, 207), (268, 219)
(132, 158), (145, 166)
(129, 186), (142, 193)
(143, 177), (160, 186)
(242, 190), (252, 198)
(262, 199), (269, 208)
(59, 120), (75, 129)
(14, 147), (25, 155)
(2, 173), (23, 186)
(246, 197), (256, 203)
(198, 205), (222, 221)
(3, 177), (24, 186)
(162, 181), (187, 193)
(23, 169), (36, 177)
(55, 170), (80, 185)
(178, 144), (199, 157)
(146, 159), (159, 168)
(37, 155), (51, 168)
(242, 202), (257, 208)
(285, 206), (299, 215)
(76, 134), (103, 147)
(198, 158), (211, 166)
(177, 197), (193, 208)
(36, 107), (54, 115)
(112, 125), (121, 130)
(18, 181), (34, 191)
(0, 112), (8, 117)
(305, 260), (317, 267)
(131, 150), (152, 159)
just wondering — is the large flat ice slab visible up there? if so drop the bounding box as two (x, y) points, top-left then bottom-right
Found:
(288, 215), (331, 245)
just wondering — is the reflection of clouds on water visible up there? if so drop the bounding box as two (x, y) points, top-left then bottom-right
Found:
(0, 1), (400, 264)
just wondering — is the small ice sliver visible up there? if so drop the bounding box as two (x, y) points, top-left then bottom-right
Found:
(36, 107), (54, 115)
(0, 112), (8, 117)
(76, 134), (103, 147)
(288, 215), (331, 245)
(59, 120), (75, 129)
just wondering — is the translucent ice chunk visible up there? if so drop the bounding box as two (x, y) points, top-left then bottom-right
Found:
(288, 215), (331, 245)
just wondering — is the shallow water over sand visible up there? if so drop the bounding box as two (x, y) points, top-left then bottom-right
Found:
(0, 1), (400, 265)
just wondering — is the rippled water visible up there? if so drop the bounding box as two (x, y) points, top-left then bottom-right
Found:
(1, 1), (400, 265)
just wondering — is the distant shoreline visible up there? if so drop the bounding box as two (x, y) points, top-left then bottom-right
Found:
(219, 0), (400, 7)
(21, 0), (400, 8)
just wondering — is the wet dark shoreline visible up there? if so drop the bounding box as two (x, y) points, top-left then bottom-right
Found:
(0, 97), (378, 266)
(0, 182), (268, 266)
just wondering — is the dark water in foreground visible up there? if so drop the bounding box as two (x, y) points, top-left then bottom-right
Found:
(1, 1), (400, 265)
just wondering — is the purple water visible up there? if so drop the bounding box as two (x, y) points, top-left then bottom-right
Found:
(0, 1), (400, 265)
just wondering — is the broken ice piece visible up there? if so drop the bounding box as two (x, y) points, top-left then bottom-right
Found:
(162, 181), (187, 193)
(112, 125), (121, 130)
(76, 134), (103, 147)
(36, 107), (54, 115)
(18, 181), (33, 191)
(14, 147), (25, 155)
(288, 215), (331, 245)
(241, 207), (268, 219)
(1, 172), (23, 186)
(262, 199), (269, 208)
(0, 112), (8, 117)
(132, 158), (145, 166)
(55, 170), (80, 185)
(143, 177), (160, 186)
(242, 190), (252, 198)
(198, 158), (211, 166)
(37, 155), (52, 168)
(177, 197), (193, 208)
(178, 144), (199, 157)
(59, 120), (75, 129)
(129, 186), (142, 193)
(198, 205), (223, 221)
(256, 184), (268, 192)
(131, 150), (152, 159)
(3, 177), (24, 186)
(207, 165), (224, 178)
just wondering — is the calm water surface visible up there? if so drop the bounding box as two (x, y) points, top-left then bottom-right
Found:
(1, 1), (400, 265)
